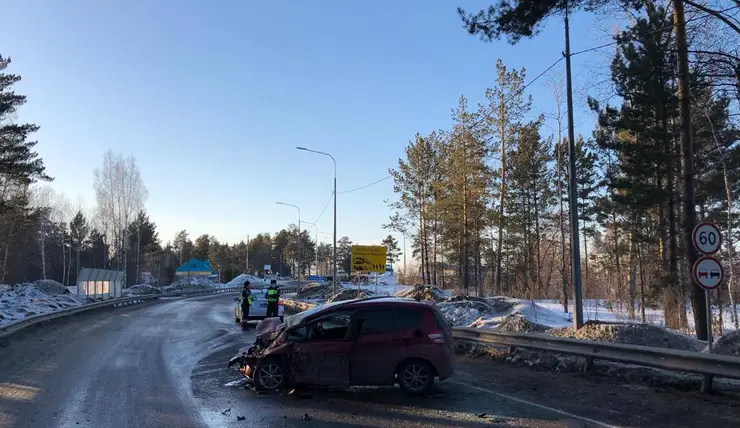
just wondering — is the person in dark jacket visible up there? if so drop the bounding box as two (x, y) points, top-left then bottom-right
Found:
(240, 281), (253, 330)
(266, 279), (280, 318)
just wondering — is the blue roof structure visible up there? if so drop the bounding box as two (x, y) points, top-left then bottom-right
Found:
(176, 258), (215, 274)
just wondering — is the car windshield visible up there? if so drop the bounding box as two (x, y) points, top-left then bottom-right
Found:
(283, 300), (349, 328)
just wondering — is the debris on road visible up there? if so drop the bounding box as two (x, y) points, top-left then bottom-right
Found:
(302, 412), (312, 421)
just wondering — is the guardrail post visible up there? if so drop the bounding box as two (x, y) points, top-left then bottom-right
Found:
(701, 375), (713, 393)
(508, 346), (516, 354)
(584, 356), (594, 372)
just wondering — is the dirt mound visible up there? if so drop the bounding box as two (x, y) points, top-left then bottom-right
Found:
(547, 321), (704, 352)
(709, 330), (740, 356)
(31, 280), (69, 295)
(395, 285), (447, 302)
(296, 282), (333, 300)
(327, 288), (372, 303)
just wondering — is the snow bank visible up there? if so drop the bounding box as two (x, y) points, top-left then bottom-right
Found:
(0, 280), (89, 325)
(548, 321), (704, 352)
(438, 297), (569, 332)
(226, 274), (267, 288)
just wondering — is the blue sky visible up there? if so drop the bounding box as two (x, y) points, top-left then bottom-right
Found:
(3, 0), (615, 254)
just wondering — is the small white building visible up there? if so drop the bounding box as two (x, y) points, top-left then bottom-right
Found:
(76, 268), (125, 299)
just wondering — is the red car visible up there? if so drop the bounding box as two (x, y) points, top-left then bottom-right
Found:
(228, 297), (455, 394)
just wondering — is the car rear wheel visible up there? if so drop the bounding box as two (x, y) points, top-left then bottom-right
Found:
(254, 358), (287, 390)
(397, 360), (434, 394)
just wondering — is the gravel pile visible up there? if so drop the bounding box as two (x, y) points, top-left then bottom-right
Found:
(708, 330), (740, 356)
(326, 288), (373, 303)
(124, 284), (164, 296)
(492, 314), (549, 333)
(395, 285), (448, 302)
(546, 321), (705, 352)
(296, 282), (334, 300)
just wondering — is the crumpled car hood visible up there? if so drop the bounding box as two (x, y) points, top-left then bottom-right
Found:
(228, 318), (285, 368)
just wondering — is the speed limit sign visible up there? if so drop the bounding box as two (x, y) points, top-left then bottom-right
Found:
(692, 221), (722, 255)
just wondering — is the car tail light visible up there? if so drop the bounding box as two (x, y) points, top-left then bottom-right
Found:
(428, 330), (445, 344)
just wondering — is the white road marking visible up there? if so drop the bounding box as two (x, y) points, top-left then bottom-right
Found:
(449, 380), (622, 428)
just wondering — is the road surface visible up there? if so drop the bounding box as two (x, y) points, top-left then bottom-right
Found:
(0, 294), (736, 427)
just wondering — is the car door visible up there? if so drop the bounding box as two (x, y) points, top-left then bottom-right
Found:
(290, 313), (352, 388)
(349, 308), (406, 386)
(249, 291), (268, 318)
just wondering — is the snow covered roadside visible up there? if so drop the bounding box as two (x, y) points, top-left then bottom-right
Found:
(0, 280), (90, 326)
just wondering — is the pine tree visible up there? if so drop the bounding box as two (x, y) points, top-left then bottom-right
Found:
(387, 133), (438, 283)
(481, 59), (531, 294)
(436, 96), (491, 293)
(69, 211), (89, 283)
(0, 55), (52, 194)
(381, 235), (401, 265)
(506, 119), (555, 297)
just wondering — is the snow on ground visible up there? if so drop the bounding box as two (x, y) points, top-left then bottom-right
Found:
(0, 280), (90, 326)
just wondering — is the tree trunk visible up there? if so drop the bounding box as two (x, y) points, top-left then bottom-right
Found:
(673, 0), (708, 340)
(495, 109), (506, 294)
(557, 140), (569, 312)
(638, 239), (647, 323)
(627, 230), (637, 320)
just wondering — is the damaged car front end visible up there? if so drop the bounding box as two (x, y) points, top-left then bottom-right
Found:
(227, 317), (290, 389)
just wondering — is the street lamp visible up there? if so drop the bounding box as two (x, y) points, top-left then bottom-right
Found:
(297, 146), (337, 295)
(300, 221), (320, 276)
(276, 202), (301, 280)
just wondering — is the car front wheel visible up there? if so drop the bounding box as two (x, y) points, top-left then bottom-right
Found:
(254, 358), (287, 390)
(397, 360), (434, 395)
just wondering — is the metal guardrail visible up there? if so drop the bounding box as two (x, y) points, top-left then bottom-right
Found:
(0, 286), (241, 340)
(281, 298), (740, 390)
(453, 328), (740, 381)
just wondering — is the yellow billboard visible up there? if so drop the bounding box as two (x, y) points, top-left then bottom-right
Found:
(350, 245), (387, 273)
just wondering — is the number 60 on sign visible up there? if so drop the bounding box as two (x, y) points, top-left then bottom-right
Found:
(692, 221), (722, 255)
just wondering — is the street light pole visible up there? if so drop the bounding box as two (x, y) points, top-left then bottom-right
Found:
(301, 221), (319, 276)
(276, 202), (301, 280)
(297, 146), (338, 295)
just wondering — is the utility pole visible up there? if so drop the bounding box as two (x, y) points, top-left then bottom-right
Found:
(246, 234), (249, 273)
(564, 1), (584, 329)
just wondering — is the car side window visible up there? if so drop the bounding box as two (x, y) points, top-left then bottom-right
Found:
(395, 308), (424, 330)
(286, 326), (308, 341)
(356, 309), (397, 336)
(307, 314), (351, 341)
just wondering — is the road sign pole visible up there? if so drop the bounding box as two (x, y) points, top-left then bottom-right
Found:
(705, 289), (713, 353)
(691, 220), (722, 393)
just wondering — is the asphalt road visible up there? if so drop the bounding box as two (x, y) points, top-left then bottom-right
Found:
(1, 294), (734, 428)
